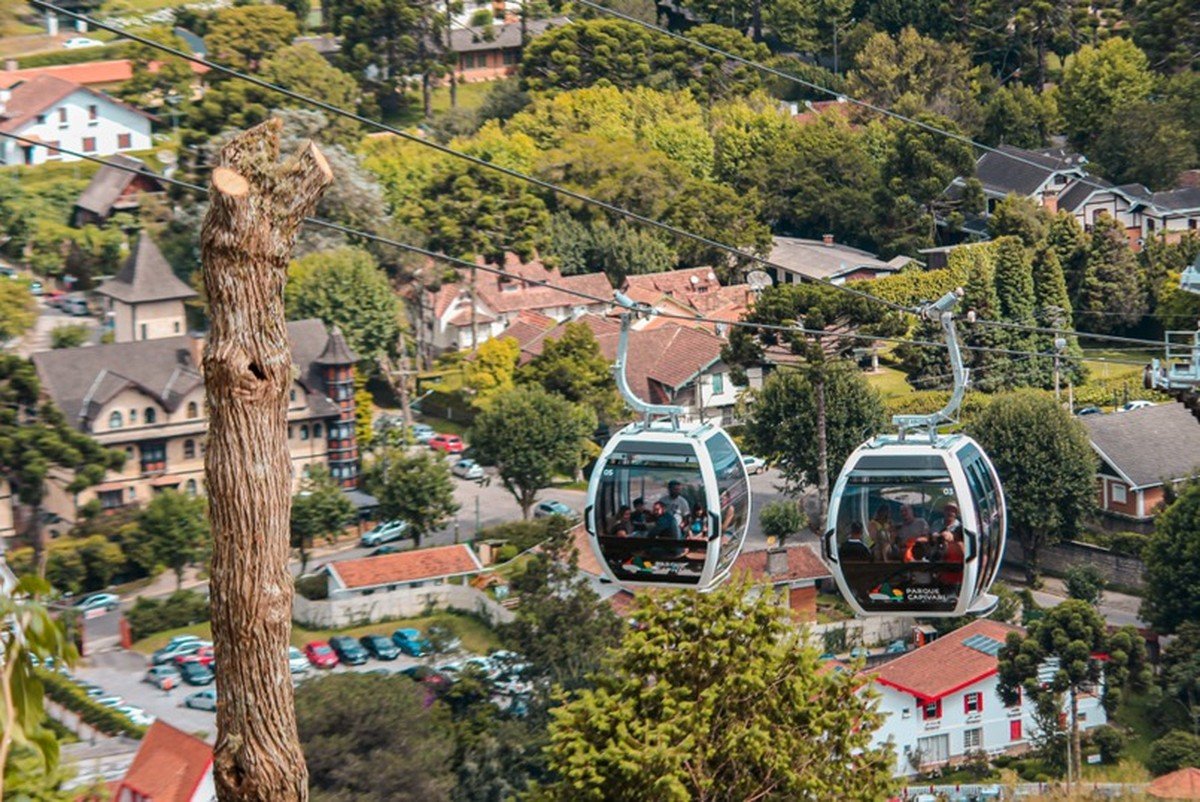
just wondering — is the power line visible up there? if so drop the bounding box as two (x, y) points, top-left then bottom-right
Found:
(4, 133), (1152, 370)
(29, 0), (1180, 354)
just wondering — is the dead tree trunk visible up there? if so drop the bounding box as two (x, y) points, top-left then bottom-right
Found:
(200, 119), (332, 802)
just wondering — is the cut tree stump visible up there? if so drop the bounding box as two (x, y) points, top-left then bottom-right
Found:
(200, 118), (332, 802)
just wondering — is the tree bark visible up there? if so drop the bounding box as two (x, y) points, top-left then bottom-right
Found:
(200, 118), (332, 802)
(1069, 686), (1081, 789)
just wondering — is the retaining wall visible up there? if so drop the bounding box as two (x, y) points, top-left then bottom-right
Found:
(1003, 539), (1145, 589)
(293, 583), (514, 629)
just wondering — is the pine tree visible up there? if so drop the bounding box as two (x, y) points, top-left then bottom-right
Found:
(992, 237), (1040, 387)
(961, 249), (1011, 391)
(1032, 245), (1085, 386)
(1078, 215), (1148, 333)
(1048, 212), (1090, 300)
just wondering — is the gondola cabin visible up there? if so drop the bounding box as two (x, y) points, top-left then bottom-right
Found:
(823, 434), (1005, 617)
(586, 422), (751, 590)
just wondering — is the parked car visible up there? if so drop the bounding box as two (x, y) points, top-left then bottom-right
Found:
(304, 641), (338, 669)
(1119, 400), (1155, 412)
(884, 639), (909, 655)
(328, 635), (369, 666)
(359, 633), (400, 661)
(370, 545), (401, 556)
(162, 634), (202, 650)
(152, 640), (210, 666)
(533, 500), (578, 520)
(399, 665), (452, 693)
(116, 705), (155, 727)
(360, 519), (409, 547)
(61, 294), (90, 316)
(741, 455), (767, 475)
(62, 36), (102, 48)
(43, 290), (65, 307)
(75, 592), (119, 613)
(1075, 406), (1102, 416)
(429, 434), (465, 454)
(178, 661), (214, 686)
(143, 665), (181, 689)
(392, 628), (430, 657)
(176, 645), (215, 668)
(288, 646), (310, 675)
(28, 281), (43, 296)
(410, 423), (436, 443)
(184, 688), (217, 711)
(451, 459), (484, 480)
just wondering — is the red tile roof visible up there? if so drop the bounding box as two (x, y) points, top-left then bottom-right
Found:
(0, 59), (208, 89)
(730, 545), (830, 584)
(328, 544), (483, 590)
(568, 523), (604, 577)
(869, 619), (1022, 703)
(623, 267), (723, 298)
(620, 269), (751, 332)
(0, 75), (153, 133)
(428, 254), (612, 319)
(115, 720), (212, 802)
(1148, 766), (1200, 799)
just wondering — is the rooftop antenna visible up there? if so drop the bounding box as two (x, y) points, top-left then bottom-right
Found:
(612, 291), (685, 430)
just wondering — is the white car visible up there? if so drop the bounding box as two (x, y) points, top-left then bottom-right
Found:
(75, 593), (119, 613)
(184, 688), (217, 711)
(1118, 400), (1155, 413)
(288, 646), (310, 675)
(116, 705), (156, 727)
(143, 665), (181, 689)
(741, 455), (767, 475)
(62, 37), (102, 49)
(452, 459), (484, 480)
(360, 519), (409, 547)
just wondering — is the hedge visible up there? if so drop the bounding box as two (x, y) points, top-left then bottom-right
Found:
(127, 590), (210, 642)
(17, 42), (129, 68)
(39, 670), (147, 740)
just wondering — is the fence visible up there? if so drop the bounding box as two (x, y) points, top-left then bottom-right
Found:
(293, 583), (514, 629)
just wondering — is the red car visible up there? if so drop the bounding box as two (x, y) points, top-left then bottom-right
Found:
(175, 645), (215, 668)
(304, 641), (339, 669)
(429, 434), (465, 454)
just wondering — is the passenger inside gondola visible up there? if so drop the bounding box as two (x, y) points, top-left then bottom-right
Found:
(839, 522), (873, 562)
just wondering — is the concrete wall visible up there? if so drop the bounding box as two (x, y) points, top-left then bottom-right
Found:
(293, 583), (514, 629)
(807, 614), (917, 652)
(1004, 538), (1145, 589)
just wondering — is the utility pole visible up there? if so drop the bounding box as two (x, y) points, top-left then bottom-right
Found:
(815, 367), (829, 523)
(470, 263), (479, 355)
(1053, 337), (1066, 404)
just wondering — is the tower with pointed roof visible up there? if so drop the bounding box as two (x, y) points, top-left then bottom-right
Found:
(315, 326), (360, 488)
(95, 232), (197, 343)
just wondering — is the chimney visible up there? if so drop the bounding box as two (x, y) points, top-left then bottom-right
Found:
(822, 234), (834, 246)
(1041, 186), (1059, 215)
(0, 88), (9, 115)
(187, 331), (205, 370)
(766, 547), (789, 579)
(3, 59), (16, 71)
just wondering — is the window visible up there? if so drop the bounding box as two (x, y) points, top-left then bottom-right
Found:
(1010, 720), (1023, 741)
(186, 401), (198, 419)
(711, 372), (725, 395)
(140, 441), (167, 472)
(36, 114), (46, 124)
(144, 407), (156, 424)
(502, 49), (519, 65)
(173, 321), (180, 333)
(183, 439), (196, 459)
(58, 108), (67, 126)
(922, 699), (942, 720)
(1147, 219), (1157, 232)
(916, 734), (950, 764)
(1110, 482), (1128, 504)
(185, 479), (197, 496)
(44, 141), (60, 160)
(140, 324), (147, 340)
(1008, 686), (1022, 707)
(117, 132), (132, 149)
(1190, 219), (1198, 231)
(300, 425), (310, 441)
(130, 409), (137, 423)
(964, 692), (983, 714)
(288, 426), (293, 440)
(963, 728), (982, 750)
(289, 389), (296, 403)
(82, 137), (96, 153)
(99, 489), (124, 510)
(313, 423), (323, 437)
(108, 411), (124, 429)
(87, 104), (98, 121)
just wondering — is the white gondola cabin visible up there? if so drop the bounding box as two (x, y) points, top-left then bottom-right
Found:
(586, 422), (751, 590)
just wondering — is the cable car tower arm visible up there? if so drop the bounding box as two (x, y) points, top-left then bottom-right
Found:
(612, 292), (687, 429)
(892, 290), (969, 441)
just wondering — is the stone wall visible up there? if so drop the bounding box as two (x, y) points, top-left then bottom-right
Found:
(1004, 538), (1145, 589)
(807, 615), (917, 652)
(294, 583), (514, 629)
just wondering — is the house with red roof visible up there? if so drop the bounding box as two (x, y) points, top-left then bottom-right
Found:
(323, 544), (484, 599)
(865, 619), (1108, 775)
(113, 720), (214, 802)
(731, 545), (831, 621)
(0, 75), (153, 166)
(413, 253), (612, 356)
(620, 267), (754, 337)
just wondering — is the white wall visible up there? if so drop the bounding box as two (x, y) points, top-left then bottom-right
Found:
(3, 89), (151, 165)
(192, 769), (217, 802)
(869, 673), (1108, 776)
(294, 583), (514, 628)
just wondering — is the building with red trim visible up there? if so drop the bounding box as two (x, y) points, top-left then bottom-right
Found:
(865, 619), (1108, 775)
(113, 720), (214, 802)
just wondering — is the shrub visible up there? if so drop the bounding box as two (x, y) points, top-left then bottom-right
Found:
(1149, 730), (1200, 776)
(39, 670), (146, 739)
(1108, 531), (1149, 558)
(50, 324), (90, 349)
(1089, 725), (1125, 764)
(126, 590), (210, 642)
(1064, 564), (1106, 605)
(494, 544), (519, 563)
(478, 517), (568, 553)
(17, 42), (129, 68)
(295, 574), (329, 601)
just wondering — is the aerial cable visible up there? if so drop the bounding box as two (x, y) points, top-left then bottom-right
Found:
(5, 133), (1150, 369)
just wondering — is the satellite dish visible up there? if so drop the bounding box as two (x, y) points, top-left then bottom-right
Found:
(746, 270), (773, 292)
(158, 150), (177, 165)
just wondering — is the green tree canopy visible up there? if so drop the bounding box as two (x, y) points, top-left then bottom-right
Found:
(363, 450), (459, 547)
(139, 490), (210, 589)
(1148, 731), (1200, 776)
(518, 322), (623, 424)
(1160, 621), (1200, 730)
(0, 281), (36, 343)
(261, 44), (367, 146)
(998, 600), (1149, 782)
(470, 388), (596, 519)
(1076, 214), (1147, 334)
(291, 465), (355, 574)
(1058, 38), (1154, 150)
(285, 247), (401, 365)
(1131, 0), (1200, 73)
(203, 4), (299, 72)
(1091, 100), (1198, 191)
(968, 391), (1095, 581)
(1142, 482), (1200, 634)
(980, 83), (1059, 150)
(529, 581), (896, 801)
(758, 500), (808, 547)
(464, 336), (520, 407)
(296, 673), (455, 801)
(118, 27), (196, 108)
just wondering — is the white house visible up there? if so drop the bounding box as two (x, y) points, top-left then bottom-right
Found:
(323, 544), (485, 599)
(0, 74), (153, 166)
(113, 720), (215, 802)
(865, 619), (1108, 776)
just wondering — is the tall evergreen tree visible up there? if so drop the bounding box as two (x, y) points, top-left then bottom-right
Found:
(1031, 244), (1084, 386)
(1077, 215), (1147, 333)
(992, 237), (1041, 387)
(960, 247), (1011, 391)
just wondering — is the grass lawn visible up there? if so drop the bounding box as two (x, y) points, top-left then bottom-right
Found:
(132, 610), (503, 655)
(383, 81), (495, 128)
(865, 365), (915, 399)
(1110, 690), (1170, 768)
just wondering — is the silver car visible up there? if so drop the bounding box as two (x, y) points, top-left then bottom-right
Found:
(184, 688), (217, 711)
(288, 646), (310, 675)
(452, 459), (484, 480)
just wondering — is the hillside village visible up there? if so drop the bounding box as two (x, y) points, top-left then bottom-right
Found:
(2, 0), (1200, 798)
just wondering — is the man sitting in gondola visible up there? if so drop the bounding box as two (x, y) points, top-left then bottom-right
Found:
(646, 500), (686, 558)
(839, 522), (873, 562)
